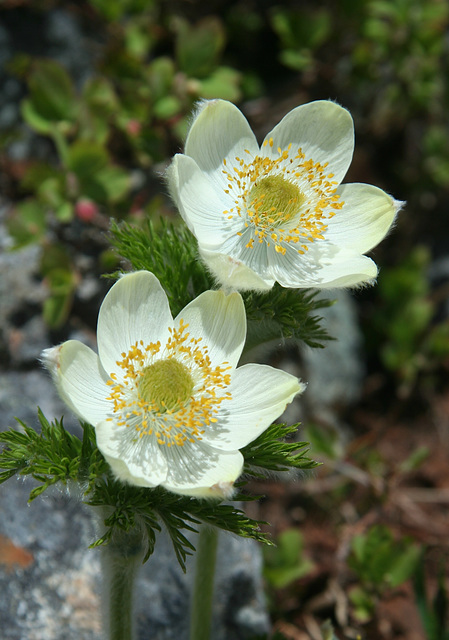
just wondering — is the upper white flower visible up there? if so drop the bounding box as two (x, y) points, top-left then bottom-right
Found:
(42, 271), (304, 497)
(168, 99), (403, 291)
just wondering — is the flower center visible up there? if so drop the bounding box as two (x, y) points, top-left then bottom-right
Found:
(222, 140), (344, 255)
(138, 359), (194, 413)
(247, 174), (306, 227)
(106, 320), (232, 447)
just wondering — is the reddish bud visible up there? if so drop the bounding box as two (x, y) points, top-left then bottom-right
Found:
(75, 199), (98, 223)
(126, 119), (142, 137)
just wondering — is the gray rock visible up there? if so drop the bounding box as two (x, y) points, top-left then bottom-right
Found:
(0, 477), (269, 640)
(45, 9), (94, 88)
(0, 7), (94, 162)
(0, 480), (102, 640)
(0, 208), (48, 365)
(300, 290), (365, 421)
(135, 526), (269, 640)
(0, 369), (79, 435)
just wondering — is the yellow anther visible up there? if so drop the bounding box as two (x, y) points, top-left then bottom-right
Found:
(106, 326), (232, 448)
(221, 143), (344, 254)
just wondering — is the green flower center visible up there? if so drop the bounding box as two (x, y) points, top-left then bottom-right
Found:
(248, 175), (305, 226)
(138, 358), (194, 413)
(222, 143), (343, 255)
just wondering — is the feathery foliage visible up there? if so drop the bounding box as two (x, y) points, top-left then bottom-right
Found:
(109, 218), (214, 317)
(110, 218), (332, 349)
(242, 422), (319, 476)
(0, 411), (319, 571)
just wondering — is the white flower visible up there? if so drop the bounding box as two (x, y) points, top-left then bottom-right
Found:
(168, 99), (403, 291)
(42, 271), (304, 498)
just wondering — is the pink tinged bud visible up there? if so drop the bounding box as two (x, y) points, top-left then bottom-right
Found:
(75, 199), (98, 222)
(126, 120), (142, 137)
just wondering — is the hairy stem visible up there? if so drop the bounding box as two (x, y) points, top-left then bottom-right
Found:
(101, 524), (145, 640)
(189, 525), (219, 640)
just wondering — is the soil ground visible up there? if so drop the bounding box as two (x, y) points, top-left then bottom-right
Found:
(247, 377), (449, 639)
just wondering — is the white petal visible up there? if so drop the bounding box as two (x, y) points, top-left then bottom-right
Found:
(96, 420), (169, 488)
(263, 101), (354, 185)
(283, 253), (377, 288)
(203, 364), (304, 450)
(326, 183), (400, 253)
(169, 154), (239, 247)
(199, 247), (275, 292)
(311, 254), (379, 288)
(162, 439), (244, 497)
(267, 241), (378, 289)
(42, 340), (111, 425)
(174, 289), (246, 369)
(266, 241), (326, 285)
(97, 271), (172, 377)
(185, 100), (259, 184)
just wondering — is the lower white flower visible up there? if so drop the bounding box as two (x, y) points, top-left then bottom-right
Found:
(42, 271), (304, 498)
(168, 99), (404, 291)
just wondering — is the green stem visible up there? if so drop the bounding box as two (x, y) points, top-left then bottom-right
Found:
(51, 126), (69, 167)
(101, 525), (145, 640)
(189, 526), (219, 640)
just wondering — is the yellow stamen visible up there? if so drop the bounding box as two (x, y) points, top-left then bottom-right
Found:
(106, 321), (232, 447)
(222, 144), (344, 254)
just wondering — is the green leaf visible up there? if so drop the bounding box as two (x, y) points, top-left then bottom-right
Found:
(271, 7), (331, 50)
(87, 480), (270, 571)
(66, 142), (130, 204)
(349, 585), (376, 622)
(174, 16), (226, 78)
(153, 95), (182, 120)
(0, 410), (89, 496)
(198, 66), (242, 102)
(279, 49), (313, 72)
(95, 166), (131, 203)
(243, 285), (332, 351)
(7, 199), (47, 248)
(303, 422), (342, 460)
(55, 201), (74, 223)
(399, 445), (430, 472)
(23, 60), (77, 127)
(89, 0), (154, 21)
(388, 543), (421, 587)
(263, 528), (313, 588)
(40, 245), (76, 328)
(147, 57), (176, 101)
(67, 141), (109, 180)
(242, 422), (317, 475)
(124, 21), (154, 60)
(37, 176), (62, 207)
(349, 525), (420, 591)
(20, 162), (59, 191)
(81, 76), (118, 143)
(22, 99), (54, 134)
(42, 277), (75, 328)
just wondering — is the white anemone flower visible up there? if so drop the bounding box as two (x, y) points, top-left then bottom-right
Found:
(42, 271), (304, 498)
(168, 99), (403, 291)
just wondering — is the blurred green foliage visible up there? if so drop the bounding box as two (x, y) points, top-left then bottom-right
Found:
(414, 556), (449, 640)
(263, 528), (314, 589)
(366, 246), (449, 396)
(348, 524), (421, 622)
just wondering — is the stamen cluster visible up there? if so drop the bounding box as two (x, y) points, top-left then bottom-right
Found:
(223, 139), (344, 255)
(106, 320), (232, 447)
